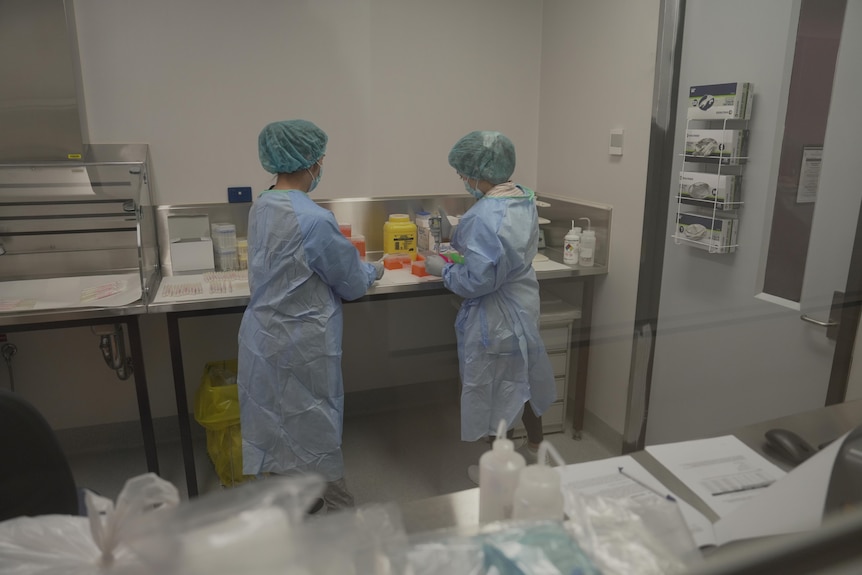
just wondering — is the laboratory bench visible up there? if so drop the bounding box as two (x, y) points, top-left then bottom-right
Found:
(0, 144), (160, 475)
(147, 246), (606, 497)
(0, 193), (611, 498)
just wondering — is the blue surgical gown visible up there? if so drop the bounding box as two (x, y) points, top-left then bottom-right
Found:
(442, 187), (556, 441)
(238, 190), (377, 481)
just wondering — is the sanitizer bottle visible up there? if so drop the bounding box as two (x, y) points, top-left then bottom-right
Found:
(563, 221), (581, 265)
(479, 420), (526, 523)
(579, 230), (596, 267)
(578, 217), (595, 267)
(512, 441), (566, 521)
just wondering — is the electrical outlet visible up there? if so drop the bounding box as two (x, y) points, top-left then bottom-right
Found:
(228, 187), (252, 203)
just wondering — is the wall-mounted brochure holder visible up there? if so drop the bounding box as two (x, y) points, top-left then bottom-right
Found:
(673, 82), (753, 254)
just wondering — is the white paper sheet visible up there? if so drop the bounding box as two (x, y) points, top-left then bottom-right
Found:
(532, 259), (574, 273)
(373, 267), (441, 287)
(557, 455), (716, 547)
(646, 435), (787, 518)
(712, 431), (850, 545)
(150, 257), (569, 300)
(0, 273), (142, 311)
(152, 271), (250, 303)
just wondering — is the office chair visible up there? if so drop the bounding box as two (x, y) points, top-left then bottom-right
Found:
(0, 388), (79, 521)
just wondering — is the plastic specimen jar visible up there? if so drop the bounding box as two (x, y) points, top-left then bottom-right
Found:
(349, 234), (366, 257)
(411, 260), (428, 277)
(383, 214), (417, 259)
(383, 253), (412, 270)
(338, 222), (352, 237)
(236, 239), (248, 270)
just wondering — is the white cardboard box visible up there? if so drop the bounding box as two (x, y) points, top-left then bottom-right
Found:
(688, 82), (753, 120)
(685, 129), (748, 164)
(679, 171), (740, 209)
(675, 212), (737, 253)
(170, 238), (215, 273)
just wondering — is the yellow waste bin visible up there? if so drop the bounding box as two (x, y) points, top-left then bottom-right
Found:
(193, 359), (254, 487)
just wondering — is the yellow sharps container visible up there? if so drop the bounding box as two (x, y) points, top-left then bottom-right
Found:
(383, 214), (418, 259)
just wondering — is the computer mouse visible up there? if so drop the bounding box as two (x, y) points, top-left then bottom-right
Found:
(764, 428), (817, 466)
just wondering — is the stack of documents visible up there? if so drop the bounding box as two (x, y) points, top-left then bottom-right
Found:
(557, 431), (854, 548)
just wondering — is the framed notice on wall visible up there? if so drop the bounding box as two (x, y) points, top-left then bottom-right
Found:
(796, 146), (823, 204)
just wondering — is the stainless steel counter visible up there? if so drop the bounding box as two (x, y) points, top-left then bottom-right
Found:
(153, 245), (605, 497)
(1, 196), (609, 499)
(0, 302), (148, 328)
(145, 247), (607, 314)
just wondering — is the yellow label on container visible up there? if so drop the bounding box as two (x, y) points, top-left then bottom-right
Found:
(67, 153), (82, 160)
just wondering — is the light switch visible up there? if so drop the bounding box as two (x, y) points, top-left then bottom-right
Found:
(610, 129), (624, 156)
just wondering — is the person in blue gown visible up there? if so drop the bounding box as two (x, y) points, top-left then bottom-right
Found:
(238, 120), (383, 510)
(426, 131), (556, 480)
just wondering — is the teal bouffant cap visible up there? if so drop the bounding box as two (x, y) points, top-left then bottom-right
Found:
(258, 119), (327, 174)
(448, 131), (515, 184)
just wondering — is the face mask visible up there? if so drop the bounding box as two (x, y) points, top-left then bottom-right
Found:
(463, 178), (483, 200)
(307, 161), (323, 193)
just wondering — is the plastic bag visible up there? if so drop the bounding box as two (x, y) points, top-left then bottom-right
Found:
(405, 521), (599, 575)
(562, 489), (703, 575)
(123, 473), (410, 575)
(120, 474), (326, 575)
(194, 359), (253, 486)
(284, 503), (408, 575)
(0, 473), (180, 575)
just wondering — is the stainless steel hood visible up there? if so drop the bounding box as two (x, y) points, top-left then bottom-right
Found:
(0, 0), (87, 162)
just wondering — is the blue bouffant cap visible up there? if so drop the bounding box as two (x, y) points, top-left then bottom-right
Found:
(258, 120), (328, 174)
(448, 131), (516, 185)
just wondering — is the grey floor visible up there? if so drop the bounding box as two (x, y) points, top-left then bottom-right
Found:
(65, 400), (616, 505)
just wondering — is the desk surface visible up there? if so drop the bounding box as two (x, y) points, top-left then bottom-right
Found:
(0, 248), (606, 322)
(145, 247), (607, 314)
(400, 400), (862, 534)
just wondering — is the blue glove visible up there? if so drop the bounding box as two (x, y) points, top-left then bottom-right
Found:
(424, 254), (446, 277)
(371, 261), (384, 280)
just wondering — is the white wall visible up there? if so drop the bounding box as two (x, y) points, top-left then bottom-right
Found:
(73, 0), (542, 204)
(537, 0), (660, 435)
(4, 0), (545, 430)
(5, 1), (664, 440)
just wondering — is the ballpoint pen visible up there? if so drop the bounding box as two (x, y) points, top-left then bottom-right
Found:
(711, 481), (774, 497)
(618, 467), (677, 502)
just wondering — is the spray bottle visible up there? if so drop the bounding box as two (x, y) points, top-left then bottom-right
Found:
(479, 419), (526, 523)
(578, 217), (595, 267)
(512, 441), (566, 521)
(563, 221), (581, 265)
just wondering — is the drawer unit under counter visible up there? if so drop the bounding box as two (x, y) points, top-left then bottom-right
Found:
(515, 299), (580, 437)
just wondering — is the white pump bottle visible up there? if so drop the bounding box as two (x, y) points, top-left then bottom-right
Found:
(512, 441), (566, 521)
(478, 420), (526, 522)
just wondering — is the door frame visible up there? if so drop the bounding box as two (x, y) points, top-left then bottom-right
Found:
(826, 193), (862, 404)
(624, 0), (861, 451)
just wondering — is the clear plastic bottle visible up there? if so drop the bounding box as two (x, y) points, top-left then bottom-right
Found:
(563, 221), (581, 265)
(512, 441), (565, 521)
(479, 420), (526, 523)
(580, 229), (596, 267)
